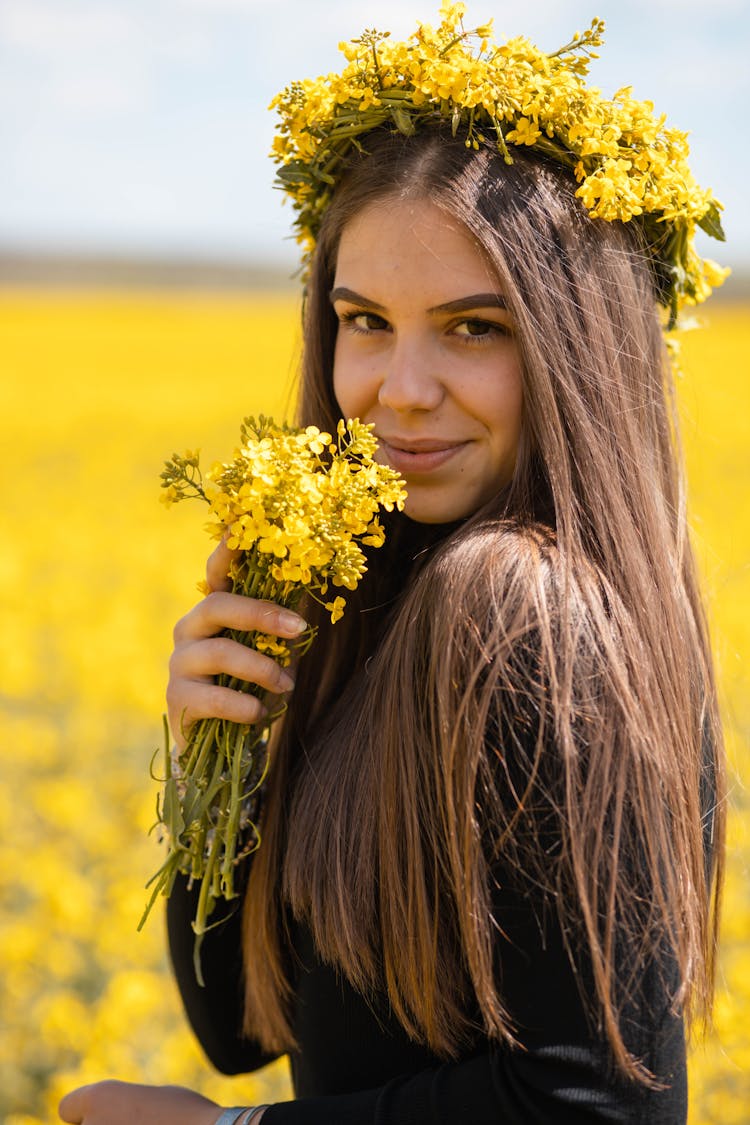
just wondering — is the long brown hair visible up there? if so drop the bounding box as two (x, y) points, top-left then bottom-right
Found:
(241, 127), (725, 1081)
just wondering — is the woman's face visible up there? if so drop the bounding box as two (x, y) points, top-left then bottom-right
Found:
(332, 198), (523, 524)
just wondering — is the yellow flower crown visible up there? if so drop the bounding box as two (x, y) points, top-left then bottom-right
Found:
(270, 2), (728, 328)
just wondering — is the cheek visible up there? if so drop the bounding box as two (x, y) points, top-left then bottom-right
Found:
(332, 339), (370, 416)
(331, 343), (351, 415)
(483, 366), (524, 460)
(505, 378), (524, 442)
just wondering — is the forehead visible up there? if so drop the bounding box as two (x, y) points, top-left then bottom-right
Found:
(334, 197), (500, 295)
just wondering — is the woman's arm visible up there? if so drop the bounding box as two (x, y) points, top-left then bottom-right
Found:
(57, 1080), (224, 1125)
(167, 870), (281, 1074)
(163, 537), (299, 1072)
(254, 872), (687, 1125)
(58, 1082), (269, 1125)
(167, 851), (686, 1125)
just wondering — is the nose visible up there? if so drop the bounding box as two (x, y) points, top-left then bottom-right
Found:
(377, 336), (445, 413)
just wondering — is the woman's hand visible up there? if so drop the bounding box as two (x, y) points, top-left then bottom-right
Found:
(58, 1081), (220, 1125)
(167, 539), (307, 750)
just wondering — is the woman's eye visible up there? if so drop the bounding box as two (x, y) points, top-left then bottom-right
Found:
(453, 318), (506, 340)
(340, 311), (388, 333)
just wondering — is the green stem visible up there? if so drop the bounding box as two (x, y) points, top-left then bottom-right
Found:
(183, 715), (219, 780)
(137, 849), (182, 930)
(194, 826), (222, 938)
(146, 559), (310, 969)
(191, 827), (224, 985)
(220, 724), (247, 894)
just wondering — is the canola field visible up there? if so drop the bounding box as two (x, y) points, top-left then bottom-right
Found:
(0, 291), (748, 1123)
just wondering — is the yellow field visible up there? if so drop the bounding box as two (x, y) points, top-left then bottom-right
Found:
(0, 292), (747, 1123)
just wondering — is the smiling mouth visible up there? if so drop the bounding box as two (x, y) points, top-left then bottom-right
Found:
(377, 436), (468, 473)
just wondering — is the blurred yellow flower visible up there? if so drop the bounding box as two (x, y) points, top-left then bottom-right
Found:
(1, 293), (746, 1123)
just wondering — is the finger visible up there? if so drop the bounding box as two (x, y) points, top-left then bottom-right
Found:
(172, 637), (296, 695)
(167, 636), (296, 742)
(59, 1084), (89, 1122)
(168, 681), (270, 739)
(205, 538), (240, 593)
(173, 592), (307, 645)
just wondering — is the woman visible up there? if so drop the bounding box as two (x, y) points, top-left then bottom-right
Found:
(60, 9), (726, 1124)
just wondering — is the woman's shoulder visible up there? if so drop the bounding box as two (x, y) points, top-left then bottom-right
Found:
(429, 516), (560, 570)
(414, 516), (599, 644)
(407, 517), (616, 770)
(420, 516), (583, 595)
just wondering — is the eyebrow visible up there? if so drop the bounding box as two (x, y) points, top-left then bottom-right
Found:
(329, 286), (508, 314)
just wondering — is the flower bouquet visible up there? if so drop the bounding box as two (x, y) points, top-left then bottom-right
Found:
(139, 416), (406, 977)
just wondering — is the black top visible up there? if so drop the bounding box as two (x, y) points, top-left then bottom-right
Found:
(167, 853), (688, 1124)
(165, 514), (715, 1122)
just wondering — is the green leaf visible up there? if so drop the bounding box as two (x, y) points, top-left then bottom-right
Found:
(391, 105), (415, 136)
(275, 163), (315, 186)
(697, 204), (726, 242)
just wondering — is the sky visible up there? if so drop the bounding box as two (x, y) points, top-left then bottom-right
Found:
(1, 0), (748, 273)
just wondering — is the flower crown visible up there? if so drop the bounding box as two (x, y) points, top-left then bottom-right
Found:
(270, 2), (728, 327)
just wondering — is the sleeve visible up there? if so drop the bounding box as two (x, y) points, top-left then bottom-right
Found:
(166, 857), (687, 1122)
(167, 846), (687, 1124)
(167, 870), (282, 1075)
(166, 715), (690, 1123)
(260, 873), (688, 1125)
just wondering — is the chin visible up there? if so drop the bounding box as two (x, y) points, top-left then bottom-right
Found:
(403, 500), (476, 525)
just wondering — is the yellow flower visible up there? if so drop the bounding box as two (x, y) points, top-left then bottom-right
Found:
(255, 634), (291, 665)
(268, 7), (726, 326)
(703, 258), (731, 290)
(302, 425), (331, 455)
(325, 596), (346, 623)
(147, 417), (407, 943)
(159, 484), (179, 507)
(506, 116), (542, 145)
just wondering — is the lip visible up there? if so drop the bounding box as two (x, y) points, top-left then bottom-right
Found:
(377, 435), (469, 474)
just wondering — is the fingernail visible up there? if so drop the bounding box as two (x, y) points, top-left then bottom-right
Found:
(279, 611), (307, 634)
(279, 670), (296, 692)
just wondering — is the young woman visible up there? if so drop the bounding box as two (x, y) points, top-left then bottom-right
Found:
(60, 10), (726, 1125)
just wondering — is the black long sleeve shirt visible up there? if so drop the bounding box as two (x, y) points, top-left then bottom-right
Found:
(165, 517), (716, 1122)
(167, 860), (687, 1124)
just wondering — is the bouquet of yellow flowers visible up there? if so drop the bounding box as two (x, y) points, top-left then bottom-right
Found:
(140, 416), (406, 975)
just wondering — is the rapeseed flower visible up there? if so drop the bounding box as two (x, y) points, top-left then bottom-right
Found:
(2, 292), (748, 1119)
(141, 416), (405, 975)
(269, 4), (727, 327)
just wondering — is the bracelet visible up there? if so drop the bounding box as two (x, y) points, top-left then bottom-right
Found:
(214, 1105), (271, 1125)
(213, 1110), (251, 1125)
(242, 1106), (271, 1124)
